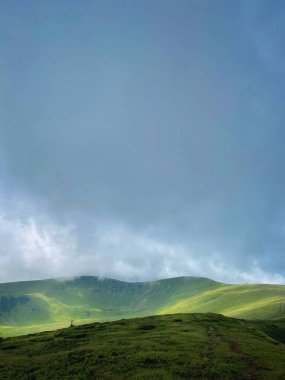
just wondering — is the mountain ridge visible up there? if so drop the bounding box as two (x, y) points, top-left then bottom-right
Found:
(0, 274), (222, 286)
(1, 275), (285, 337)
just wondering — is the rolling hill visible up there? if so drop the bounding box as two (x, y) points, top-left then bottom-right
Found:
(1, 313), (285, 379)
(0, 276), (285, 337)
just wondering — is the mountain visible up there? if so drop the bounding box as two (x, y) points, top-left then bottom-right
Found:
(0, 276), (285, 337)
(1, 313), (285, 379)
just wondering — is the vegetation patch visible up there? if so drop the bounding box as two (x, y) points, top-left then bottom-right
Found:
(1, 313), (285, 379)
(138, 324), (156, 330)
(2, 276), (285, 337)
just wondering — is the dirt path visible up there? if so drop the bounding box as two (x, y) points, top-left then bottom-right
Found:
(201, 326), (220, 368)
(201, 325), (260, 380)
(227, 339), (259, 380)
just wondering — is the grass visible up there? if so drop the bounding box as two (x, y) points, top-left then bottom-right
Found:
(1, 313), (285, 379)
(1, 276), (285, 336)
(157, 284), (285, 320)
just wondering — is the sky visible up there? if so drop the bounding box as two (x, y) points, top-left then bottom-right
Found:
(1, 0), (285, 284)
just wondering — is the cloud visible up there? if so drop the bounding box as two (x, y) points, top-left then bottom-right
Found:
(0, 194), (284, 285)
(1, 1), (285, 285)
(0, 211), (77, 282)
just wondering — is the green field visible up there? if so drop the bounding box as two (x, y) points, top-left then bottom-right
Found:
(1, 313), (285, 379)
(1, 276), (285, 337)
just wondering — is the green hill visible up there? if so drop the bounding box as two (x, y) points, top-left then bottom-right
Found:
(0, 276), (285, 337)
(1, 313), (285, 379)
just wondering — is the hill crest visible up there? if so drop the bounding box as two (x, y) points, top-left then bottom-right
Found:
(1, 275), (285, 337)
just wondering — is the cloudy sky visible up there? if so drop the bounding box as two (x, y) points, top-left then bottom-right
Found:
(1, 0), (285, 284)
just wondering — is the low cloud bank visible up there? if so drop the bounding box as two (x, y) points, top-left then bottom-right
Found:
(0, 195), (284, 285)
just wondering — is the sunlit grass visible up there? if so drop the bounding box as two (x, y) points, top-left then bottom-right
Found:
(1, 277), (285, 337)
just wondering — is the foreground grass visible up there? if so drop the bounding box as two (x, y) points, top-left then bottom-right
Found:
(1, 313), (285, 379)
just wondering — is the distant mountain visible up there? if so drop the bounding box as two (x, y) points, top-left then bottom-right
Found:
(0, 276), (285, 336)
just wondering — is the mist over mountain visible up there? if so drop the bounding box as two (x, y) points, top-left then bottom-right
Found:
(1, 2), (285, 378)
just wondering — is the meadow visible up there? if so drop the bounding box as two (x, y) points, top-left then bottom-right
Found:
(1, 313), (285, 379)
(1, 276), (285, 337)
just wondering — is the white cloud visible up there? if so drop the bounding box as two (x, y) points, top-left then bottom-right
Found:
(0, 197), (284, 285)
(0, 212), (77, 282)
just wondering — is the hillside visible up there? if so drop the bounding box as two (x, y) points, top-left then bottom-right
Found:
(1, 276), (285, 336)
(1, 313), (285, 379)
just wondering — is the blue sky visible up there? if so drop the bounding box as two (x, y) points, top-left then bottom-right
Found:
(1, 0), (285, 283)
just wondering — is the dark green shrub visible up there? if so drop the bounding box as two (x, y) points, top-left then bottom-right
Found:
(138, 324), (155, 330)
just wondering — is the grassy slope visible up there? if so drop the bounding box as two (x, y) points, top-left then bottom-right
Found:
(157, 284), (285, 319)
(1, 276), (285, 336)
(1, 313), (285, 379)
